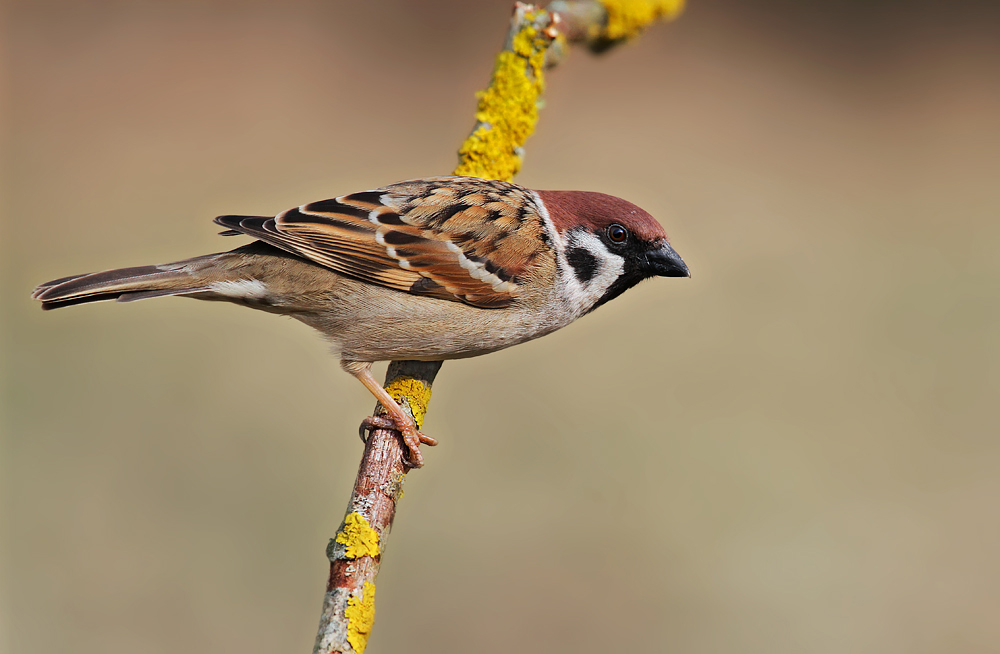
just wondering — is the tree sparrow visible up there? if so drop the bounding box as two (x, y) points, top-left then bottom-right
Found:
(33, 176), (689, 466)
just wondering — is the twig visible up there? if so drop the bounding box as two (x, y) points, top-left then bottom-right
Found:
(313, 361), (441, 654)
(549, 0), (685, 55)
(312, 2), (684, 652)
(454, 3), (559, 181)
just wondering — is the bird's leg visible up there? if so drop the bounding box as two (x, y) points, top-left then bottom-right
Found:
(343, 360), (437, 468)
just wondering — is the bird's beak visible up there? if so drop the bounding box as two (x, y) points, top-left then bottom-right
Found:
(643, 242), (690, 278)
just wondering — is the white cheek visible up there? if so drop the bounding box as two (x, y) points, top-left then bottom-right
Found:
(557, 231), (624, 315)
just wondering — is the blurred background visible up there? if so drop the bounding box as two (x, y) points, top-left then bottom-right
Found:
(2, 0), (999, 652)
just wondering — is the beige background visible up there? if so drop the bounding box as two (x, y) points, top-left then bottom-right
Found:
(3, 1), (999, 652)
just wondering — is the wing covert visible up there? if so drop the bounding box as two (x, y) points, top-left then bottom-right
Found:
(214, 176), (553, 308)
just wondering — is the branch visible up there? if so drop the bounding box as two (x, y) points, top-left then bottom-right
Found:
(453, 0), (685, 182)
(313, 361), (441, 654)
(550, 0), (685, 54)
(313, 2), (684, 652)
(454, 3), (558, 181)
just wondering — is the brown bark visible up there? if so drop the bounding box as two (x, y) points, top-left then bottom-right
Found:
(313, 361), (440, 654)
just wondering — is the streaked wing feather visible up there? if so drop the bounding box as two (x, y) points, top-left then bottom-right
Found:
(215, 177), (551, 308)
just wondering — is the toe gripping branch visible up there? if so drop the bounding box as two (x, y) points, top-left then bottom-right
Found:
(358, 416), (396, 443)
(358, 362), (442, 468)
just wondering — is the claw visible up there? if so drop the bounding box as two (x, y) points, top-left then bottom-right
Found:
(415, 430), (438, 447)
(344, 361), (438, 468)
(357, 414), (436, 468)
(359, 415), (396, 443)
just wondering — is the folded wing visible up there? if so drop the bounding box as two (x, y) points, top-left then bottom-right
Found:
(215, 176), (552, 309)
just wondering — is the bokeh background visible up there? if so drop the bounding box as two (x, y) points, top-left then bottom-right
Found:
(3, 1), (999, 652)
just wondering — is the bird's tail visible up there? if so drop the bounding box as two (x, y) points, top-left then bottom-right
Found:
(32, 260), (215, 311)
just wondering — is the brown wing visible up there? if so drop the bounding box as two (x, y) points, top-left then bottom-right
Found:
(213, 177), (552, 308)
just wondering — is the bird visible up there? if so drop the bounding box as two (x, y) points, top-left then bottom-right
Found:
(32, 176), (689, 466)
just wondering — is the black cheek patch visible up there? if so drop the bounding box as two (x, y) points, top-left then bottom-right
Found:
(567, 247), (599, 283)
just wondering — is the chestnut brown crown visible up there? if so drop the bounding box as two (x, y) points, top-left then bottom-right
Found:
(537, 190), (670, 245)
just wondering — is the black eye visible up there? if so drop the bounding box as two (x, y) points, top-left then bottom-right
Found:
(606, 224), (628, 244)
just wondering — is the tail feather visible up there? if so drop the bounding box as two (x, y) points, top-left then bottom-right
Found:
(33, 264), (210, 311)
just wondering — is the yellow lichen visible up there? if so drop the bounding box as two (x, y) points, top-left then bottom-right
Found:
(335, 512), (380, 559)
(454, 8), (554, 181)
(384, 377), (433, 429)
(345, 582), (376, 654)
(600, 0), (685, 41)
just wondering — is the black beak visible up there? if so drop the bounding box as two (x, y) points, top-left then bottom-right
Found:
(643, 242), (690, 278)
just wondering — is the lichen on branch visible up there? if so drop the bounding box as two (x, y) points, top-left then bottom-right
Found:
(600, 0), (685, 41)
(453, 0), (686, 182)
(334, 512), (381, 560)
(548, 0), (685, 54)
(454, 4), (558, 181)
(345, 582), (377, 654)
(385, 377), (433, 429)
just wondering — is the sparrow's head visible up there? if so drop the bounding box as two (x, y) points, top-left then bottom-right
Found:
(538, 190), (689, 314)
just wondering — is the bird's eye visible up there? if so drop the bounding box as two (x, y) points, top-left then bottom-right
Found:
(607, 224), (628, 244)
